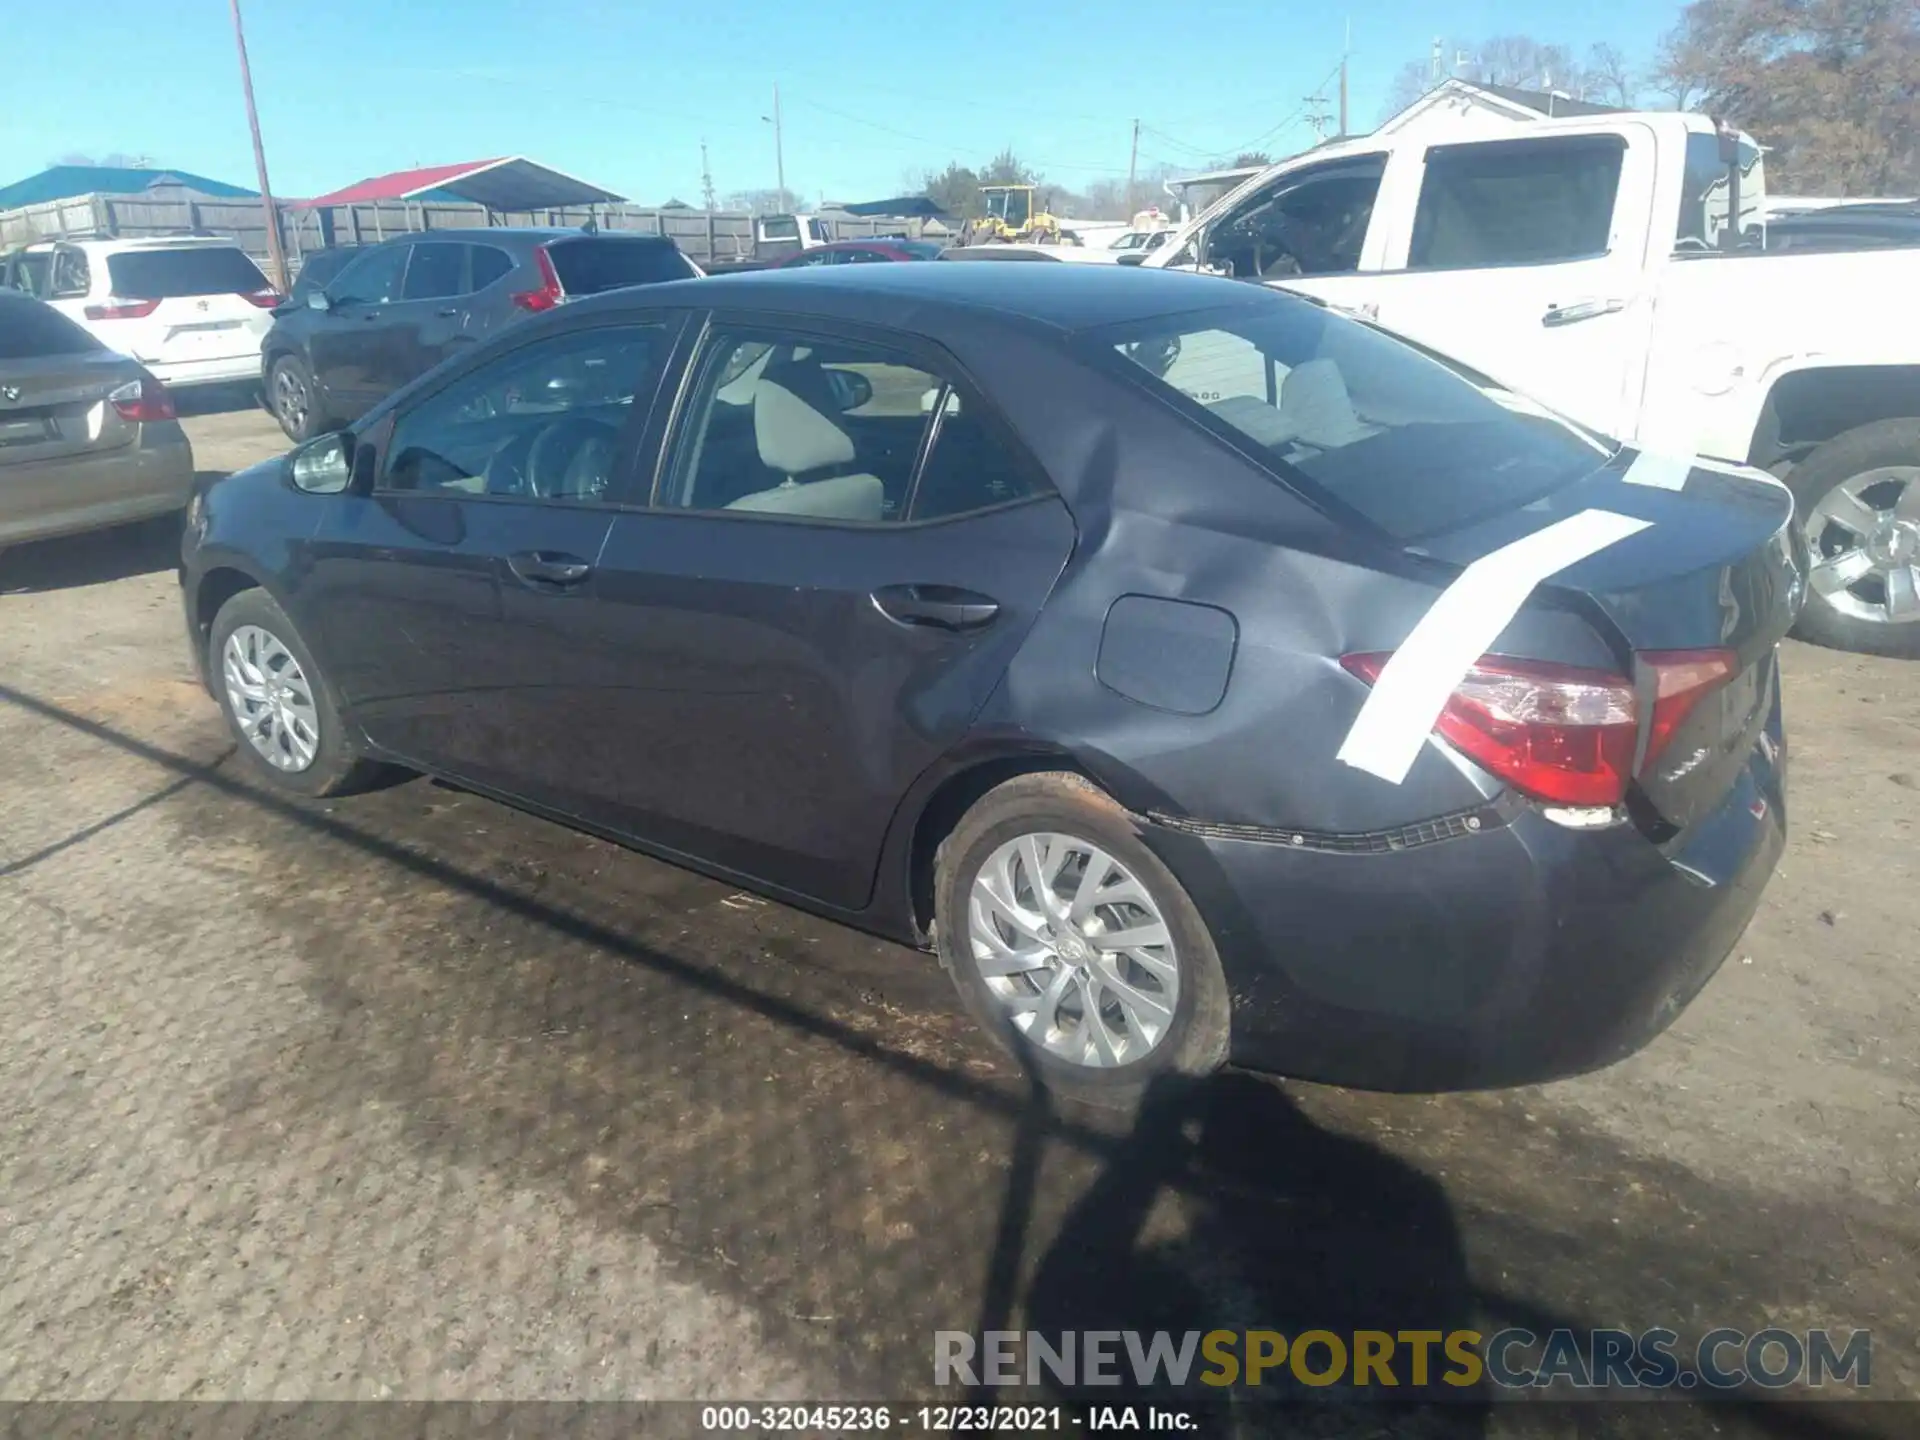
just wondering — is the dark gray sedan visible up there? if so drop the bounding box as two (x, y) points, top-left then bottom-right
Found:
(181, 264), (1801, 1102)
(0, 290), (194, 548)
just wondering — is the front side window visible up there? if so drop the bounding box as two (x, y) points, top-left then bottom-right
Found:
(1200, 158), (1385, 280)
(329, 244), (407, 306)
(50, 248), (90, 299)
(383, 325), (667, 501)
(1409, 136), (1625, 269)
(6, 252), (52, 297)
(663, 330), (1042, 524)
(401, 242), (466, 301)
(1104, 297), (1609, 541)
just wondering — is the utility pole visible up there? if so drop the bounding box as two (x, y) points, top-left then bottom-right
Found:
(1304, 89), (1333, 142)
(1338, 17), (1350, 138)
(772, 84), (786, 212)
(1125, 119), (1140, 219)
(700, 139), (716, 213)
(228, 0), (288, 294)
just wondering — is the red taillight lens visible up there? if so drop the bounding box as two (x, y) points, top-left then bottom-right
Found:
(240, 289), (283, 308)
(108, 377), (176, 423)
(1641, 648), (1738, 767)
(1341, 647), (1742, 806)
(83, 298), (160, 321)
(1342, 652), (1638, 806)
(510, 245), (563, 312)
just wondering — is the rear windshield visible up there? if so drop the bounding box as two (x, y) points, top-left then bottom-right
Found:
(0, 299), (102, 359)
(1101, 297), (1610, 540)
(106, 247), (270, 299)
(546, 239), (696, 296)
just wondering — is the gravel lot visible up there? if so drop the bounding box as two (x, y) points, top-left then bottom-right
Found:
(1, 404), (1915, 1432)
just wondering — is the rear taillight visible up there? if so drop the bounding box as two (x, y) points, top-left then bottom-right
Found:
(83, 298), (160, 321)
(1642, 649), (1739, 764)
(240, 289), (282, 308)
(108, 377), (176, 423)
(510, 245), (564, 312)
(1341, 648), (1738, 807)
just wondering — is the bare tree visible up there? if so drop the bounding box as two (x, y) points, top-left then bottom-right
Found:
(1647, 29), (1710, 110)
(1662, 0), (1920, 193)
(1586, 42), (1638, 107)
(1381, 58), (1435, 121)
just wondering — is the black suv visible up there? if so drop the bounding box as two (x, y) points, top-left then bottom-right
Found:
(261, 228), (698, 440)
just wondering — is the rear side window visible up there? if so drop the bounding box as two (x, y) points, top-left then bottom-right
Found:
(1409, 136), (1625, 268)
(1103, 297), (1610, 541)
(0, 299), (102, 358)
(401, 242), (466, 300)
(546, 239), (695, 296)
(106, 247), (270, 298)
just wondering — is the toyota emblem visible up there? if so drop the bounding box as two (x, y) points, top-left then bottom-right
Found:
(0, 384), (20, 404)
(196, 299), (210, 312)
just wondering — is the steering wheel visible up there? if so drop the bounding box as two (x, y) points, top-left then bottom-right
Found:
(525, 416), (621, 500)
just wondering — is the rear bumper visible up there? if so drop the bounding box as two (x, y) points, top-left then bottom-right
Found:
(0, 424), (195, 546)
(1144, 689), (1787, 1092)
(145, 351), (264, 389)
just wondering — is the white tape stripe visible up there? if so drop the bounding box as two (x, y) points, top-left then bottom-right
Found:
(1621, 449), (1693, 491)
(1336, 509), (1654, 785)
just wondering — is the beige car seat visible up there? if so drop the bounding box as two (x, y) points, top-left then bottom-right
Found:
(726, 380), (886, 521)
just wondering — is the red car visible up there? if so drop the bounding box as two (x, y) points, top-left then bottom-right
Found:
(770, 239), (944, 267)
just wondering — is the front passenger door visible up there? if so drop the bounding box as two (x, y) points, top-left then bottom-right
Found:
(307, 242), (409, 417)
(304, 318), (683, 810)
(388, 240), (476, 391)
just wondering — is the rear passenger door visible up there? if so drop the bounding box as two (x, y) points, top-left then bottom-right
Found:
(578, 319), (1077, 909)
(387, 240), (480, 390)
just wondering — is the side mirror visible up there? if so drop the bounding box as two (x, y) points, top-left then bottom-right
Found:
(287, 431), (353, 494)
(306, 291), (332, 313)
(826, 369), (873, 413)
(1116, 252), (1148, 267)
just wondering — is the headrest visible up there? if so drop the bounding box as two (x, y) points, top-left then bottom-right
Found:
(754, 380), (855, 476)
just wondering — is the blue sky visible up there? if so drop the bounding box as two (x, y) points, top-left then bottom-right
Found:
(2, 0), (1684, 206)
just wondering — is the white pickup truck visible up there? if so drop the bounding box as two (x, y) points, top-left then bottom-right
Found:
(1142, 110), (1920, 657)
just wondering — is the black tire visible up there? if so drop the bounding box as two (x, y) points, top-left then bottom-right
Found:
(933, 771), (1231, 1105)
(208, 588), (388, 797)
(267, 354), (327, 444)
(1787, 418), (1920, 658)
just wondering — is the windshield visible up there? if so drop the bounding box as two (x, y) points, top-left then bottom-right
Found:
(1101, 298), (1610, 541)
(105, 246), (269, 298)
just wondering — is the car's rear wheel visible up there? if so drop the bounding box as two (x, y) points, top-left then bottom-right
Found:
(1789, 419), (1920, 658)
(209, 588), (387, 797)
(268, 355), (327, 443)
(934, 772), (1230, 1104)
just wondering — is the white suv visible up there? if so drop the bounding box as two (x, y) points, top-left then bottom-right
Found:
(2, 236), (279, 391)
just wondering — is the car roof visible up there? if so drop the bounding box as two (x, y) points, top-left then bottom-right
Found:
(17, 234), (246, 253)
(367, 227), (677, 245)
(596, 261), (1265, 334)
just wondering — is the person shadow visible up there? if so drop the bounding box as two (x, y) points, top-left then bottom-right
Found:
(1021, 1071), (1488, 1438)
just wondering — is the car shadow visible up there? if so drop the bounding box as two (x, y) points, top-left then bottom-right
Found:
(171, 382), (263, 418)
(1010, 1071), (1488, 1434)
(0, 505), (195, 594)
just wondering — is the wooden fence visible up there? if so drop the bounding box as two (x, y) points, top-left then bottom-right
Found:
(1, 189), (941, 272)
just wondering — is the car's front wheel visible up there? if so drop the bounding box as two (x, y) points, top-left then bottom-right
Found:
(934, 772), (1230, 1104)
(267, 355), (328, 444)
(1789, 418), (1920, 658)
(209, 588), (386, 797)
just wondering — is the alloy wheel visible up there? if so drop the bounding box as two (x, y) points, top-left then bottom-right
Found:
(273, 365), (309, 434)
(967, 831), (1179, 1069)
(1804, 466), (1920, 626)
(222, 624), (320, 772)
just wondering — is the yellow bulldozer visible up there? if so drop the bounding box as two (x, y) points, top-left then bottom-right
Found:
(972, 184), (1062, 244)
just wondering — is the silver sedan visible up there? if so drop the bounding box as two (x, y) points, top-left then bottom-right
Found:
(0, 289), (194, 548)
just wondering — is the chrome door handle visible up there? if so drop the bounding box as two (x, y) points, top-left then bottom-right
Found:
(1542, 298), (1626, 327)
(507, 551), (592, 587)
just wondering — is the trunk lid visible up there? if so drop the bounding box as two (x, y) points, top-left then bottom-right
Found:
(0, 351), (145, 466)
(100, 246), (276, 366)
(1416, 452), (1803, 829)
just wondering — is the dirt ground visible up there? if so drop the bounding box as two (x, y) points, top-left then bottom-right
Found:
(0, 404), (1915, 1435)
